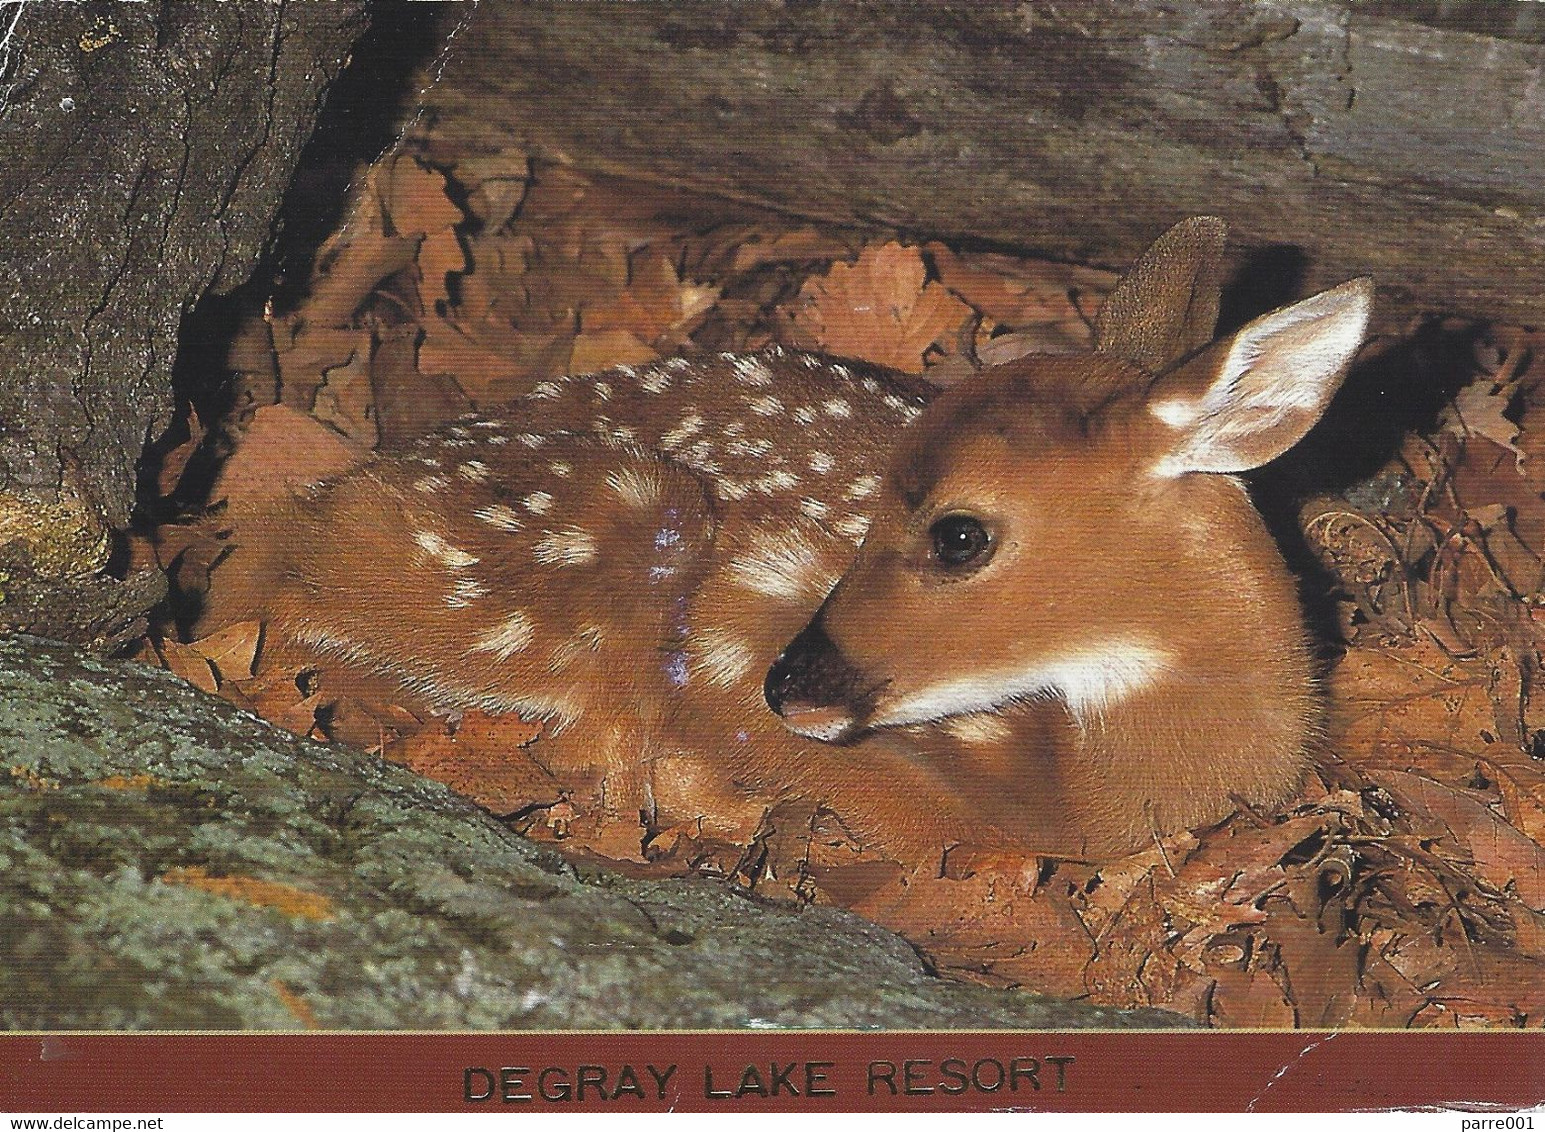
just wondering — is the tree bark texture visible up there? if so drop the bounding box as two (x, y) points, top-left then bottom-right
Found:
(419, 0), (1545, 328)
(0, 0), (367, 642)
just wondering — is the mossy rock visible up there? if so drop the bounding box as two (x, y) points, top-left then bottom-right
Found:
(0, 634), (1187, 1030)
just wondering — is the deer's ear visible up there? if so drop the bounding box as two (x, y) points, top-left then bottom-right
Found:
(1096, 216), (1228, 374)
(1147, 277), (1374, 476)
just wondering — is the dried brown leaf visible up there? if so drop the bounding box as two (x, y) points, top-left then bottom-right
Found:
(784, 242), (973, 373)
(152, 637), (218, 694)
(415, 323), (528, 401)
(154, 408), (206, 499)
(274, 326), (370, 409)
(927, 242), (1113, 330)
(1442, 377), (1527, 471)
(189, 620), (263, 683)
(384, 713), (557, 816)
(383, 157), (464, 240)
(309, 341), (378, 448)
(728, 227), (854, 273)
(1381, 769), (1545, 912)
(417, 228), (467, 317)
(210, 404), (371, 514)
(1330, 638), (1497, 764)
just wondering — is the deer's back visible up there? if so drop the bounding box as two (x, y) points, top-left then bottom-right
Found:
(258, 348), (931, 737)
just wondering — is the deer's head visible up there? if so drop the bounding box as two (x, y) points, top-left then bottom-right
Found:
(766, 218), (1372, 743)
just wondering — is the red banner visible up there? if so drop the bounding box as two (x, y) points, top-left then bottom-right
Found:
(2, 1032), (1541, 1112)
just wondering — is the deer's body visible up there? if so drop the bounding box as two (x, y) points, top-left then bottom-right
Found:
(223, 219), (1373, 860)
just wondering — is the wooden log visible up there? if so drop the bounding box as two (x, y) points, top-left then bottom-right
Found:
(419, 0), (1545, 328)
(0, 0), (367, 640)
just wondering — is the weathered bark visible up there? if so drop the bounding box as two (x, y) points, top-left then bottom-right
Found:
(419, 0), (1545, 328)
(0, 634), (1188, 1030)
(0, 0), (368, 642)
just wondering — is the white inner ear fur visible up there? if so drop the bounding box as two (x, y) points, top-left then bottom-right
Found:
(1151, 279), (1372, 478)
(876, 639), (1172, 730)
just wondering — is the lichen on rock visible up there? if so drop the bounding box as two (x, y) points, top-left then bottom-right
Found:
(0, 634), (1187, 1031)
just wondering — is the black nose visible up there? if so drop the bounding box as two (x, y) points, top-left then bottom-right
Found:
(764, 615), (855, 715)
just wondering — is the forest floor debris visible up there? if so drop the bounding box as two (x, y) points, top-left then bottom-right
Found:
(134, 144), (1545, 1028)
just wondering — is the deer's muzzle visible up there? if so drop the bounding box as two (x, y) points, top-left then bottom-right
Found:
(764, 613), (874, 743)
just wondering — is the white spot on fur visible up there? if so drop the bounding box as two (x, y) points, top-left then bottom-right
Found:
(473, 611), (535, 658)
(593, 381), (612, 402)
(416, 456), (442, 467)
(723, 420), (745, 437)
(666, 356), (691, 371)
(446, 577), (488, 608)
(823, 398), (852, 419)
(753, 470), (799, 494)
(640, 368), (672, 393)
(661, 414), (705, 450)
(448, 426), (471, 438)
(834, 513), (871, 541)
(799, 497), (830, 519)
(486, 434), (511, 446)
(1150, 398), (1200, 428)
(792, 406), (816, 425)
(845, 474), (882, 500)
(530, 381), (564, 399)
(471, 419), (503, 430)
(732, 357), (774, 387)
(693, 627), (756, 688)
(746, 395), (783, 417)
(808, 451), (834, 474)
(606, 465), (661, 509)
(716, 479), (750, 501)
(414, 475), (450, 494)
(413, 530), (479, 568)
(516, 433), (548, 449)
(533, 526), (598, 566)
(522, 491), (554, 515)
(458, 461), (490, 483)
(726, 437), (771, 458)
(548, 461), (573, 478)
(861, 377), (880, 393)
(727, 526), (840, 602)
(474, 504), (523, 532)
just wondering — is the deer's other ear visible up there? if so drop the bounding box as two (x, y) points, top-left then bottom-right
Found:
(1096, 216), (1228, 374)
(1147, 277), (1374, 477)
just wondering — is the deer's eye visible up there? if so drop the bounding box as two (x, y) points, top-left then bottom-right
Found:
(929, 514), (993, 569)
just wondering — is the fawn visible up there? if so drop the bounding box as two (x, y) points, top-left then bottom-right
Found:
(216, 217), (1372, 861)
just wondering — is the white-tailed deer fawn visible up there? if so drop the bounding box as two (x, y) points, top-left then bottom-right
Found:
(220, 218), (1372, 860)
